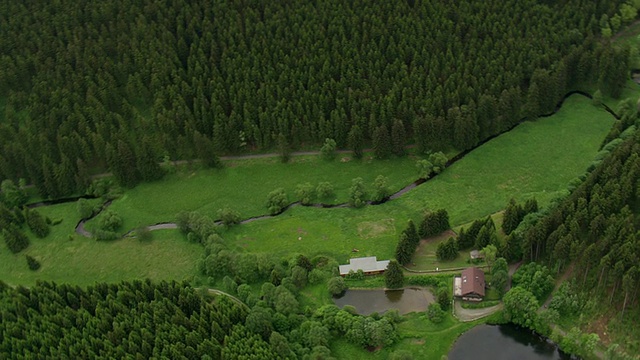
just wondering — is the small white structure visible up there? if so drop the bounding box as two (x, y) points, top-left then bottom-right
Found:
(339, 256), (390, 276)
(453, 277), (462, 297)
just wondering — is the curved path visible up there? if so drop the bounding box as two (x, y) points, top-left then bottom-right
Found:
(50, 91), (618, 238)
(453, 300), (503, 322)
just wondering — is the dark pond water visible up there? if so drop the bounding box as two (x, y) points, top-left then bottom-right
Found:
(332, 288), (434, 315)
(448, 324), (573, 360)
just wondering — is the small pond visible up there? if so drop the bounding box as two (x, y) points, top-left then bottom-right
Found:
(448, 324), (572, 360)
(332, 288), (434, 315)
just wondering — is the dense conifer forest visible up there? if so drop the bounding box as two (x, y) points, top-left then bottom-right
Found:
(2, 0), (640, 358)
(0, 0), (631, 197)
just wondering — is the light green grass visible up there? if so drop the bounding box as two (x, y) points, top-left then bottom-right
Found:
(0, 203), (202, 286)
(86, 154), (418, 234)
(224, 95), (615, 263)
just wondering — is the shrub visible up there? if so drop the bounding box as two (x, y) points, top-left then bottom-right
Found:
(295, 183), (316, 205)
(266, 188), (289, 215)
(26, 209), (50, 238)
(320, 138), (337, 160)
(316, 182), (334, 199)
(98, 210), (122, 232)
(217, 207), (241, 226)
(327, 276), (347, 297)
(427, 303), (445, 323)
(26, 255), (41, 270)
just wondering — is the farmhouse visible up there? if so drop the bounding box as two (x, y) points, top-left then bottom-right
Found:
(453, 267), (485, 301)
(339, 256), (390, 276)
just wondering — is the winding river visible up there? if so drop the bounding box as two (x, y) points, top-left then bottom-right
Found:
(22, 91), (619, 238)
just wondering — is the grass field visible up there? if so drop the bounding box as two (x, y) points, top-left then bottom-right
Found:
(0, 203), (202, 286)
(330, 312), (489, 359)
(224, 95), (615, 264)
(84, 153), (419, 234)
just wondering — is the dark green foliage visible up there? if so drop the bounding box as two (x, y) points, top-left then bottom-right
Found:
(524, 198), (539, 214)
(266, 188), (289, 215)
(316, 182), (334, 200)
(395, 233), (413, 266)
(175, 211), (218, 243)
(0, 180), (28, 208)
(0, 0), (622, 190)
(295, 182), (316, 205)
(2, 225), (30, 253)
(277, 133), (290, 163)
(502, 198), (524, 235)
(491, 270), (509, 297)
(426, 303), (445, 323)
(320, 138), (337, 161)
(193, 131), (222, 168)
(474, 224), (497, 250)
(348, 177), (368, 208)
(26, 255), (41, 270)
(217, 207), (241, 226)
(503, 286), (539, 328)
(373, 126), (392, 159)
(98, 210), (122, 232)
(436, 237), (458, 261)
(428, 152), (448, 174)
(25, 208), (50, 238)
(416, 159), (433, 179)
(327, 277), (347, 297)
(0, 281), (248, 359)
(295, 254), (314, 272)
(391, 119), (407, 157)
(418, 208), (450, 238)
(76, 198), (99, 219)
(437, 286), (451, 310)
(348, 125), (364, 159)
(511, 262), (554, 302)
(385, 260), (404, 289)
(372, 175), (390, 202)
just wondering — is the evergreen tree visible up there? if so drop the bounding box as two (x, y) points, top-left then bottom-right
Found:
(372, 126), (392, 159)
(347, 124), (364, 159)
(277, 133), (290, 163)
(391, 119), (406, 157)
(395, 233), (413, 266)
(385, 260), (404, 289)
(25, 208), (50, 238)
(2, 225), (29, 253)
(502, 198), (523, 235)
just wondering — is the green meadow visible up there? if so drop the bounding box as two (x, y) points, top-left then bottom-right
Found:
(224, 95), (615, 263)
(84, 154), (418, 234)
(0, 203), (202, 286)
(1, 94), (617, 285)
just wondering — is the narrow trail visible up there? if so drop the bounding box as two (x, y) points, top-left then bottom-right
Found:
(539, 263), (575, 311)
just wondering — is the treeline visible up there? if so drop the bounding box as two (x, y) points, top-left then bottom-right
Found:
(507, 119), (640, 355)
(0, 0), (633, 197)
(0, 179), (51, 254)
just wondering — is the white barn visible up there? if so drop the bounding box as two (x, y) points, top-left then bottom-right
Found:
(339, 256), (390, 276)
